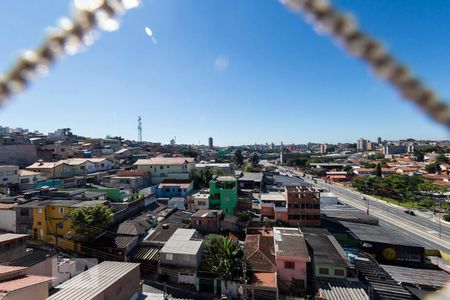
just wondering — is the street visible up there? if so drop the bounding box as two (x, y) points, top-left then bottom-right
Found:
(278, 166), (450, 252)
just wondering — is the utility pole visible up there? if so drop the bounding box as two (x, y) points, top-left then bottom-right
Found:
(137, 116), (142, 142)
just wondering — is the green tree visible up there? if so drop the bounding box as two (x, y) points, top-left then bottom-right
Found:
(413, 150), (425, 162)
(203, 234), (245, 282)
(436, 154), (449, 164)
(243, 164), (252, 172)
(234, 149), (244, 168)
(67, 204), (114, 241)
(343, 165), (353, 175)
(426, 162), (441, 174)
(374, 163), (382, 177)
(250, 152), (260, 168)
(182, 148), (198, 158)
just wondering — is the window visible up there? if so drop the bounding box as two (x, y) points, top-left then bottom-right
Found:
(319, 268), (329, 275)
(160, 166), (163, 170)
(284, 261), (295, 269)
(37, 208), (42, 214)
(58, 207), (64, 214)
(166, 253), (173, 260)
(37, 221), (41, 226)
(334, 269), (345, 276)
(278, 213), (283, 217)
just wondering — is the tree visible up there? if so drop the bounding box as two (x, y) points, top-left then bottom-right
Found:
(425, 162), (441, 174)
(182, 148), (198, 158)
(413, 150), (424, 162)
(436, 154), (449, 164)
(234, 149), (244, 167)
(203, 234), (245, 282)
(67, 204), (114, 241)
(374, 163), (382, 177)
(250, 153), (260, 168)
(243, 164), (252, 172)
(343, 165), (353, 175)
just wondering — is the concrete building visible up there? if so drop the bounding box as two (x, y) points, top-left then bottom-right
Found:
(189, 189), (210, 211)
(356, 138), (374, 152)
(0, 143), (37, 168)
(47, 261), (141, 300)
(383, 145), (408, 155)
(0, 165), (19, 186)
(160, 228), (204, 285)
(208, 137), (213, 149)
(18, 169), (46, 190)
(134, 157), (195, 184)
(195, 163), (234, 175)
(273, 227), (310, 296)
(260, 192), (288, 223)
(25, 161), (74, 179)
(319, 144), (328, 154)
(191, 209), (223, 233)
(209, 176), (238, 215)
(285, 185), (320, 226)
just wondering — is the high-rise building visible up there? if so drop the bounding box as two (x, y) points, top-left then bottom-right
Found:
(357, 138), (367, 152)
(208, 137), (213, 149)
(377, 137), (382, 144)
(320, 144), (328, 154)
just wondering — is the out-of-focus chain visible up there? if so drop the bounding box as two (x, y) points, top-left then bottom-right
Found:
(0, 0), (140, 106)
(281, 0), (450, 127)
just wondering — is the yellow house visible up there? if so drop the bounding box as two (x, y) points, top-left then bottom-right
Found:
(31, 199), (108, 252)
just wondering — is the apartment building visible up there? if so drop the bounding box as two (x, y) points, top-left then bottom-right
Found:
(285, 185), (320, 226)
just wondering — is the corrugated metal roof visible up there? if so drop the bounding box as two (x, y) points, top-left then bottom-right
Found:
(47, 261), (139, 300)
(317, 279), (369, 300)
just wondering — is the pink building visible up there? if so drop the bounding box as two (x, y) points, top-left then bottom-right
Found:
(273, 227), (311, 297)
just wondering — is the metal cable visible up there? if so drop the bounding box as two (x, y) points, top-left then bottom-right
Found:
(0, 0), (140, 106)
(280, 0), (450, 127)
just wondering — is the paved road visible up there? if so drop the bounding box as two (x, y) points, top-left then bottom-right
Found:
(276, 166), (450, 252)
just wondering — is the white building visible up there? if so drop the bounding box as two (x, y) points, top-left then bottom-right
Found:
(134, 157), (195, 184)
(0, 165), (19, 186)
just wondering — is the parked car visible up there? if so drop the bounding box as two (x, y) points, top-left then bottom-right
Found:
(404, 210), (415, 216)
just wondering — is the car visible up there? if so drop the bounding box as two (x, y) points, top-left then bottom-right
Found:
(404, 210), (415, 216)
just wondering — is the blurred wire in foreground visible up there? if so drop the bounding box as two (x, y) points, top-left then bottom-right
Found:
(280, 0), (450, 127)
(0, 0), (140, 106)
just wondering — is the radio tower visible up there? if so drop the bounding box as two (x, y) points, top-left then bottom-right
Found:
(137, 116), (142, 142)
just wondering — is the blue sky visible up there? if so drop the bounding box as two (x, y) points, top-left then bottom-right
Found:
(0, 0), (449, 146)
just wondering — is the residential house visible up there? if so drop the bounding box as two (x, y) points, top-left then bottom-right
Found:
(25, 161), (74, 179)
(0, 233), (28, 263)
(0, 266), (52, 300)
(0, 165), (19, 186)
(18, 169), (46, 190)
(47, 261), (141, 300)
(244, 234), (278, 300)
(273, 227), (311, 296)
(189, 188), (210, 211)
(134, 157), (195, 184)
(302, 227), (349, 279)
(238, 172), (264, 191)
(26, 199), (108, 252)
(260, 192), (288, 223)
(159, 228), (204, 286)
(156, 179), (193, 198)
(191, 209), (223, 233)
(209, 176), (238, 215)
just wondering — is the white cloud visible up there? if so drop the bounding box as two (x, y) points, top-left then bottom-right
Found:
(214, 54), (229, 72)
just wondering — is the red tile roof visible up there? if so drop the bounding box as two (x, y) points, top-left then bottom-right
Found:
(252, 272), (277, 288)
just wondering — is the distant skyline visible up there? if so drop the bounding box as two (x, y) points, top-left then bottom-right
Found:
(0, 0), (449, 145)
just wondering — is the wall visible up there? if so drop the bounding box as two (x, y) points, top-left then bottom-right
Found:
(276, 257), (307, 285)
(96, 265), (140, 300)
(0, 238), (27, 263)
(0, 209), (16, 232)
(0, 144), (37, 167)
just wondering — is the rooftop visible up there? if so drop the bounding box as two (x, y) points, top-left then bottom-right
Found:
(192, 209), (223, 218)
(134, 157), (195, 166)
(160, 229), (203, 255)
(316, 279), (369, 300)
(273, 227), (310, 260)
(260, 192), (285, 201)
(252, 272), (277, 288)
(0, 274), (52, 293)
(47, 261), (140, 300)
(0, 233), (28, 243)
(381, 264), (450, 288)
(302, 227), (348, 267)
(239, 172), (263, 182)
(245, 235), (276, 273)
(216, 176), (236, 182)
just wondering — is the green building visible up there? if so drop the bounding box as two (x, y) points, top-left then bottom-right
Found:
(209, 176), (238, 215)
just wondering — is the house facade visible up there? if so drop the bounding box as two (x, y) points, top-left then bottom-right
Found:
(134, 157), (195, 184)
(209, 176), (238, 216)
